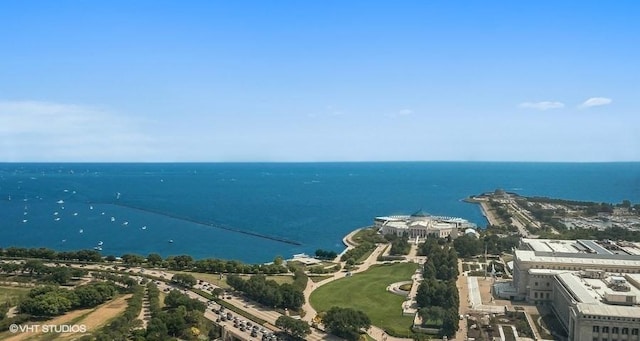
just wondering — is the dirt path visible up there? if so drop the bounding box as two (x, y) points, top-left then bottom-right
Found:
(68, 294), (132, 339)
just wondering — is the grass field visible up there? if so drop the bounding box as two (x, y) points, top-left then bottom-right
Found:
(0, 285), (30, 306)
(309, 262), (418, 336)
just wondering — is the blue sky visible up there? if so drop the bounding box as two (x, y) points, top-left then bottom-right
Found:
(0, 1), (638, 162)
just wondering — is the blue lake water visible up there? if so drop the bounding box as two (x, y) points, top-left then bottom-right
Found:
(1, 162), (639, 263)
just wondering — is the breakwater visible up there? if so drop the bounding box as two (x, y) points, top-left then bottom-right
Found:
(96, 201), (303, 246)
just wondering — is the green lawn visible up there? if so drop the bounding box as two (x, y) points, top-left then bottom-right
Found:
(310, 262), (418, 337)
(0, 285), (30, 306)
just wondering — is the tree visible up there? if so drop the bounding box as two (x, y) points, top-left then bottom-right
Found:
(172, 273), (197, 288)
(121, 254), (145, 265)
(419, 306), (444, 326)
(323, 306), (370, 341)
(441, 309), (459, 337)
(212, 288), (224, 298)
(273, 256), (284, 266)
(147, 253), (163, 266)
(45, 267), (72, 285)
(22, 259), (46, 275)
(452, 234), (483, 258)
(276, 316), (311, 339)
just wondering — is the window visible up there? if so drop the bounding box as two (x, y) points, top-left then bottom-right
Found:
(594, 326), (600, 333)
(535, 282), (539, 286)
(547, 282), (550, 286)
(612, 327), (618, 334)
(632, 328), (639, 336)
(622, 328), (628, 335)
(534, 292), (538, 298)
(546, 292), (550, 299)
(603, 327), (609, 333)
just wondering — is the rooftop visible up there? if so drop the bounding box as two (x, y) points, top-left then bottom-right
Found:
(556, 272), (640, 317)
(522, 238), (640, 257)
(515, 249), (640, 267)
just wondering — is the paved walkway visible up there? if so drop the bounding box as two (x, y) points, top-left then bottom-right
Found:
(455, 260), (469, 341)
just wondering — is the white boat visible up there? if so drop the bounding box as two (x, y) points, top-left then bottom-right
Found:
(111, 217), (115, 222)
(57, 200), (64, 204)
(168, 239), (174, 243)
(54, 212), (59, 215)
(90, 205), (94, 210)
(98, 241), (103, 246)
(73, 212), (78, 216)
(141, 226), (147, 230)
(54, 217), (60, 221)
(94, 246), (102, 251)
(22, 219), (28, 223)
(122, 221), (129, 226)
(79, 229), (84, 233)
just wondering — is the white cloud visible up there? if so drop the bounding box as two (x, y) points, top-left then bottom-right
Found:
(0, 100), (158, 161)
(580, 97), (612, 108)
(387, 108), (414, 118)
(518, 101), (565, 110)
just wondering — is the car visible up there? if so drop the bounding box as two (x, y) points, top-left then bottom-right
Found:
(251, 330), (258, 337)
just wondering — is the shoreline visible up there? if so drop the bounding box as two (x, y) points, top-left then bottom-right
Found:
(465, 196), (501, 227)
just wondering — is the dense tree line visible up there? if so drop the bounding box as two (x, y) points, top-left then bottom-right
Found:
(18, 282), (118, 316)
(226, 274), (305, 310)
(452, 235), (483, 258)
(387, 234), (411, 255)
(144, 289), (218, 341)
(322, 306), (371, 341)
(416, 238), (459, 337)
(315, 249), (338, 260)
(340, 242), (375, 264)
(275, 315), (311, 339)
(419, 239), (458, 281)
(90, 272), (139, 291)
(0, 260), (87, 285)
(0, 247), (102, 262)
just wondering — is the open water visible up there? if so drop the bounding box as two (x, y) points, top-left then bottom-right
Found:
(1, 162), (638, 263)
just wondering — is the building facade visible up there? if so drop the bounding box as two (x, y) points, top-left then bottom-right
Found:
(507, 239), (640, 341)
(374, 210), (475, 240)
